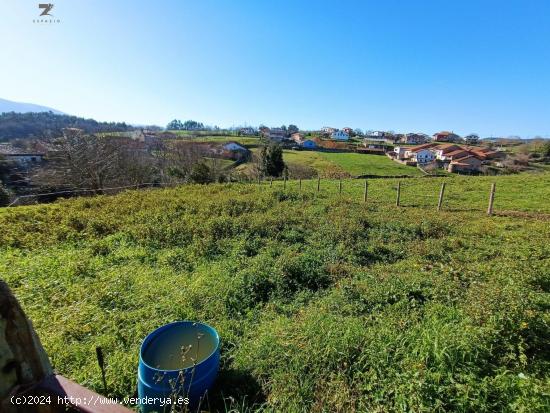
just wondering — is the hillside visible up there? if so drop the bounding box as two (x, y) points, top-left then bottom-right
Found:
(0, 111), (133, 141)
(1, 173), (549, 412)
(319, 152), (424, 177)
(0, 97), (64, 115)
(236, 148), (423, 178)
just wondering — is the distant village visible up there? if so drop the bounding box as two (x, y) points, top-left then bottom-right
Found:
(238, 126), (506, 173)
(0, 124), (527, 180)
(2, 118), (549, 206)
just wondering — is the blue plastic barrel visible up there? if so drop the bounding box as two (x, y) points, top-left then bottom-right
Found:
(137, 321), (220, 412)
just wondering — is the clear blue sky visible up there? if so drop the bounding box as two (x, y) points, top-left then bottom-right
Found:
(1, 0), (549, 137)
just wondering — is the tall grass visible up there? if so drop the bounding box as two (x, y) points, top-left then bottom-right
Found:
(0, 173), (549, 412)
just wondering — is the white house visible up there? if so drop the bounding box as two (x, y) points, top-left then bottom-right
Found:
(400, 133), (429, 145)
(411, 149), (436, 164)
(393, 146), (408, 160)
(239, 127), (256, 135)
(431, 144), (463, 160)
(331, 130), (349, 141)
(367, 131), (386, 138)
(321, 126), (336, 134)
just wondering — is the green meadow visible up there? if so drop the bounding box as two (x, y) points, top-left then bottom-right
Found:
(319, 152), (424, 177)
(1, 173), (549, 412)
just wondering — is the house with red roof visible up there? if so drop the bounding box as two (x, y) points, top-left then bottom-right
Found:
(433, 131), (461, 142)
(448, 156), (482, 173)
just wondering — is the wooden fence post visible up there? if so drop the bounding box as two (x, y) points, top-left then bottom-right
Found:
(437, 182), (446, 211)
(96, 347), (107, 395)
(487, 183), (496, 216)
(339, 178), (342, 195)
(299, 178), (302, 191)
(396, 181), (401, 206)
(284, 176), (287, 190)
(317, 176), (321, 192)
(363, 179), (368, 203)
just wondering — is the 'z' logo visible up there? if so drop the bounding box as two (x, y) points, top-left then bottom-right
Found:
(38, 3), (54, 16)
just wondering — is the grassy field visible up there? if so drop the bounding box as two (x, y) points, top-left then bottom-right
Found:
(238, 150), (423, 178)
(282, 150), (344, 177)
(319, 152), (424, 177)
(1, 173), (549, 412)
(235, 149), (346, 178)
(169, 131), (262, 146)
(203, 157), (236, 169)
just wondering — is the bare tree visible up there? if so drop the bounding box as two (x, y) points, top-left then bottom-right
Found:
(40, 130), (125, 191)
(155, 140), (206, 183)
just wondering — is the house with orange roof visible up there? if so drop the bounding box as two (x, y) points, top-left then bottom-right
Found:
(433, 131), (461, 142)
(440, 149), (471, 161)
(448, 155), (482, 173)
(469, 147), (502, 160)
(431, 144), (463, 160)
(400, 133), (430, 144)
(392, 141), (504, 173)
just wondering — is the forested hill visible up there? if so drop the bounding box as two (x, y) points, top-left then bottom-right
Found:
(0, 112), (133, 141)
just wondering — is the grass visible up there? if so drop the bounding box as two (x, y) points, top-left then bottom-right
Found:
(235, 149), (345, 178)
(281, 150), (345, 177)
(170, 131), (261, 146)
(203, 157), (236, 169)
(1, 173), (549, 412)
(319, 152), (424, 177)
(238, 150), (422, 178)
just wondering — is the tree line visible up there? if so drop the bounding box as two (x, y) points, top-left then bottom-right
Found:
(0, 112), (134, 141)
(166, 119), (207, 131)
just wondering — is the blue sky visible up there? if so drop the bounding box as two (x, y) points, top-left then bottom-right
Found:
(1, 0), (549, 137)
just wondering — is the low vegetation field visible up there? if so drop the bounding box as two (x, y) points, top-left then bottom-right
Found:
(282, 150), (345, 177)
(238, 150), (423, 178)
(203, 157), (236, 169)
(1, 173), (549, 412)
(170, 131), (261, 146)
(319, 152), (424, 177)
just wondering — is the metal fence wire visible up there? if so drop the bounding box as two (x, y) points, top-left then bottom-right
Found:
(5, 177), (546, 216)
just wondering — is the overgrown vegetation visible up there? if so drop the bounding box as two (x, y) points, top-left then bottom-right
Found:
(0, 112), (133, 141)
(1, 173), (549, 412)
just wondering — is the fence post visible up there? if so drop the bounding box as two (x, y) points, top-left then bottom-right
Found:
(363, 179), (368, 203)
(339, 177), (342, 195)
(396, 181), (401, 206)
(299, 178), (302, 191)
(487, 183), (496, 216)
(317, 176), (321, 192)
(437, 182), (446, 211)
(284, 175), (287, 190)
(95, 346), (107, 395)
(270, 177), (273, 187)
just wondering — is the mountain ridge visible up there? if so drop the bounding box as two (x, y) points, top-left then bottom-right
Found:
(0, 98), (65, 115)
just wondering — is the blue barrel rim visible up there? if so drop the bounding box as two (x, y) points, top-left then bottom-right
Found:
(139, 320), (220, 373)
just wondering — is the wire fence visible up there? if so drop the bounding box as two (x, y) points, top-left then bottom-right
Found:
(6, 182), (175, 207)
(5, 176), (550, 217)
(250, 176), (549, 216)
